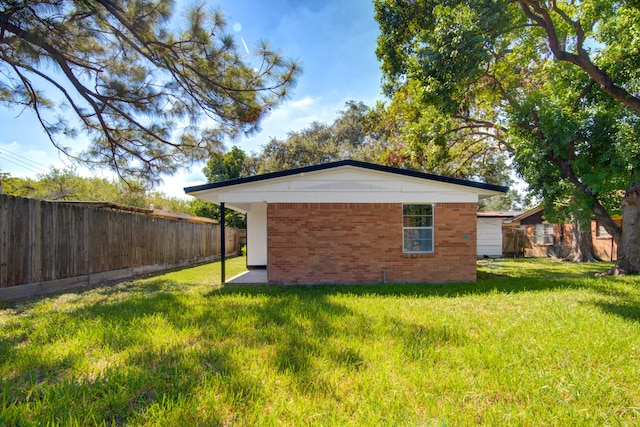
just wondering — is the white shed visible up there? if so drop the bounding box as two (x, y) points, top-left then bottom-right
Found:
(476, 211), (521, 258)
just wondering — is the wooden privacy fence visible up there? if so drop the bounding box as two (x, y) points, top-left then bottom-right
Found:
(0, 195), (240, 300)
(502, 228), (525, 258)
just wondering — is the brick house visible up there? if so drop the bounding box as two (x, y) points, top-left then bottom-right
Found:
(504, 206), (620, 261)
(185, 160), (507, 284)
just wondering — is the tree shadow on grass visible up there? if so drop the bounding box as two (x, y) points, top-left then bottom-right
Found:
(0, 279), (259, 426)
(480, 261), (640, 324)
(591, 300), (640, 322)
(204, 286), (479, 397)
(215, 276), (596, 301)
(213, 265), (640, 336)
(203, 286), (363, 398)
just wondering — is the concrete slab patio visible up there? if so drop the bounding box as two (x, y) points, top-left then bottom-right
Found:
(226, 270), (268, 285)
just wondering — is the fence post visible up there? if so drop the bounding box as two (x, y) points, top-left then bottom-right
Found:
(84, 207), (90, 274)
(220, 203), (225, 285)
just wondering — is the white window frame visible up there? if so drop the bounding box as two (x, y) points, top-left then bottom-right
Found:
(596, 223), (612, 238)
(534, 223), (554, 245)
(403, 204), (434, 253)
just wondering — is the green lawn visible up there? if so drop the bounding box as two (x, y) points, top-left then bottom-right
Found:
(1, 258), (639, 426)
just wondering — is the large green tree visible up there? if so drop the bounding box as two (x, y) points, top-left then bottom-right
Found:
(375, 0), (640, 274)
(509, 62), (633, 262)
(370, 83), (512, 186)
(255, 98), (512, 191)
(203, 146), (256, 183)
(0, 0), (300, 184)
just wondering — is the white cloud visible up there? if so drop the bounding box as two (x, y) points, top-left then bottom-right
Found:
(157, 167), (207, 199)
(287, 96), (316, 110)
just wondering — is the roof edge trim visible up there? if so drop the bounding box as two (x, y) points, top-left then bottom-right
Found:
(184, 160), (508, 194)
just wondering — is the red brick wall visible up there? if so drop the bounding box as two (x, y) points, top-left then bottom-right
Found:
(519, 221), (619, 260)
(267, 203), (477, 284)
(523, 223), (573, 258)
(592, 220), (619, 262)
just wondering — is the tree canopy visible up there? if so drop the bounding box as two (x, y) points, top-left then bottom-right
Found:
(374, 0), (640, 273)
(203, 146), (255, 183)
(0, 0), (300, 184)
(370, 84), (512, 186)
(252, 98), (514, 194)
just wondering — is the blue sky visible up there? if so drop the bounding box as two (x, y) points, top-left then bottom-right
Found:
(0, 0), (384, 198)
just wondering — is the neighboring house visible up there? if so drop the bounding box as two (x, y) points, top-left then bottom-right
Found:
(185, 160), (507, 284)
(504, 207), (620, 261)
(476, 211), (523, 258)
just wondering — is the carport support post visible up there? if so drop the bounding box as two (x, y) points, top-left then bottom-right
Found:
(220, 202), (226, 285)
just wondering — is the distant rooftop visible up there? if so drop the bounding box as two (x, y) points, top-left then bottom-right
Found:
(49, 200), (217, 225)
(477, 211), (524, 218)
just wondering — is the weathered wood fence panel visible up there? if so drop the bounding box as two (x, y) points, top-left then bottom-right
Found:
(0, 195), (239, 297)
(502, 228), (525, 258)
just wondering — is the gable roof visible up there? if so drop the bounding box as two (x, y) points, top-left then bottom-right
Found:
(504, 206), (544, 225)
(184, 160), (508, 194)
(477, 211), (524, 219)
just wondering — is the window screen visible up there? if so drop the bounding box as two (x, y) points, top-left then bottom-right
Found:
(403, 204), (434, 253)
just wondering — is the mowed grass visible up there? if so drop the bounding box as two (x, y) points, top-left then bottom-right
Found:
(1, 257), (639, 426)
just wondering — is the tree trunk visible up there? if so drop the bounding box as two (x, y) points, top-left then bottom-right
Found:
(611, 177), (640, 275)
(524, 112), (636, 274)
(565, 215), (599, 262)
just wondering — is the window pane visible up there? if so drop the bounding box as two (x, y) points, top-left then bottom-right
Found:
(403, 216), (433, 227)
(405, 228), (432, 240)
(403, 205), (433, 217)
(534, 224), (545, 245)
(403, 204), (433, 227)
(544, 224), (555, 245)
(597, 224), (611, 238)
(403, 204), (434, 253)
(404, 228), (433, 252)
(534, 224), (555, 245)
